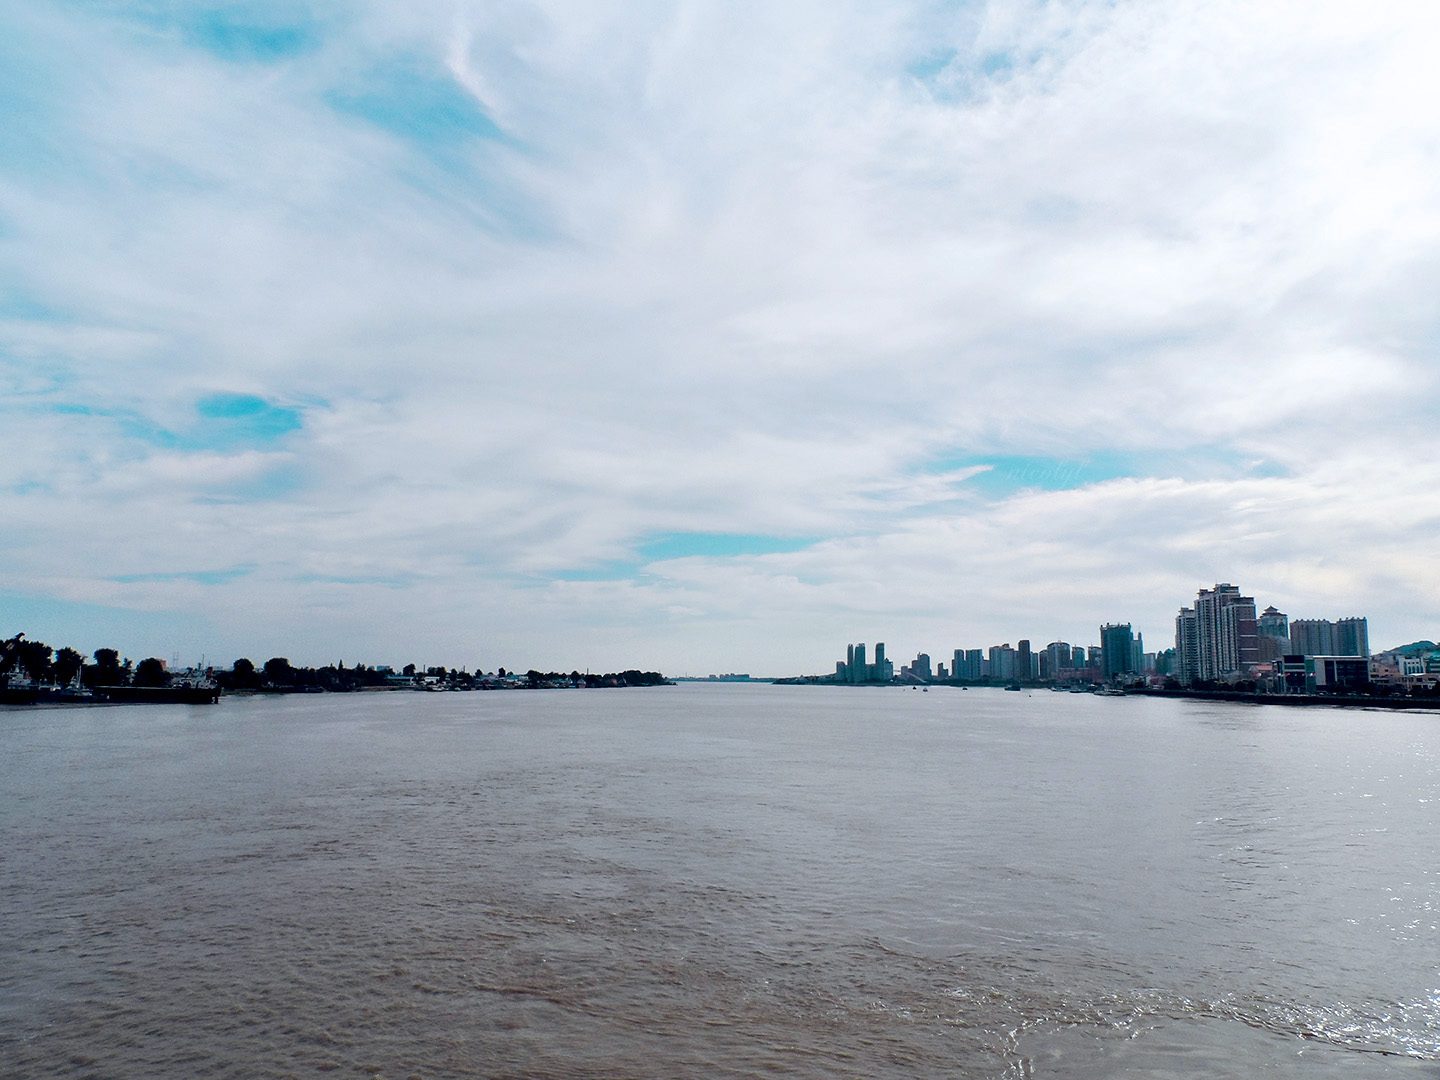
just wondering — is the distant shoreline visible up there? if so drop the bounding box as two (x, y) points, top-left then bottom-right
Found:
(1126, 687), (1440, 711)
(768, 679), (1440, 711)
(0, 679), (675, 709)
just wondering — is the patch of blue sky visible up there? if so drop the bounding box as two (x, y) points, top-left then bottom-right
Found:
(0, 32), (72, 180)
(195, 392), (303, 443)
(0, 359), (72, 399)
(324, 58), (565, 244)
(1136, 449), (1290, 483)
(193, 463), (304, 505)
(38, 394), (305, 453)
(639, 532), (817, 561)
(935, 450), (1288, 497)
(909, 43), (1023, 105)
(327, 59), (505, 150)
(547, 533), (816, 583)
(944, 452), (1138, 497)
(550, 561), (643, 583)
(288, 573), (414, 589)
(0, 589), (213, 652)
(187, 12), (317, 61)
(981, 51), (1015, 77)
(0, 288), (71, 322)
(111, 566), (255, 586)
(907, 48), (958, 81)
(117, 4), (323, 63)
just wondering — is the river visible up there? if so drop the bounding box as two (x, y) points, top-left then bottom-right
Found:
(3, 684), (1438, 1077)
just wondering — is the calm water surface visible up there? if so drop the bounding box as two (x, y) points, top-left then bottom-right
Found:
(3, 685), (1439, 1078)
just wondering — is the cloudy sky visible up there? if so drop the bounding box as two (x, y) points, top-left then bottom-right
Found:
(3, 0), (1438, 674)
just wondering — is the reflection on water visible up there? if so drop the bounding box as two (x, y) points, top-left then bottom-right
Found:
(2, 686), (1438, 1077)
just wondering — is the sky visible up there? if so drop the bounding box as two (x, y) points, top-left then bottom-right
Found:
(2, 0), (1439, 675)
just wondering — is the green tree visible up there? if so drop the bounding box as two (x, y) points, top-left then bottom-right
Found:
(133, 657), (170, 687)
(228, 657), (260, 690)
(83, 647), (123, 688)
(262, 657), (294, 686)
(16, 640), (53, 684)
(53, 647), (84, 687)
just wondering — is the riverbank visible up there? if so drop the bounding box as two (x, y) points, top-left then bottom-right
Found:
(1129, 687), (1440, 711)
(1, 684), (220, 706)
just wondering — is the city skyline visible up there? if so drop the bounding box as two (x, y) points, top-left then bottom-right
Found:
(802, 578), (1395, 686)
(4, 3), (1440, 672)
(5, 578), (1409, 679)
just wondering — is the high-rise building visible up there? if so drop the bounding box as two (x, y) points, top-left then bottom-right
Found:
(1289, 619), (1334, 657)
(837, 641), (892, 682)
(1016, 640), (1033, 684)
(1334, 618), (1369, 658)
(963, 649), (984, 680)
(1130, 632), (1145, 673)
(1258, 606), (1288, 641)
(1100, 623), (1136, 679)
(911, 652), (932, 680)
(1194, 584), (1259, 682)
(1289, 617), (1370, 658)
(1256, 606), (1289, 661)
(988, 644), (1016, 682)
(1044, 642), (1073, 680)
(1175, 607), (1199, 685)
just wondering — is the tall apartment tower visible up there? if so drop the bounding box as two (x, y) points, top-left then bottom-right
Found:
(1334, 618), (1369, 658)
(852, 643), (868, 684)
(1290, 617), (1369, 658)
(1044, 641), (1072, 679)
(1175, 607), (1199, 685)
(1194, 584), (1259, 682)
(1289, 619), (1335, 657)
(1100, 623), (1136, 679)
(1016, 640), (1033, 683)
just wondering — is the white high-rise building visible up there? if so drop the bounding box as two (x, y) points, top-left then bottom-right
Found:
(1192, 584), (1258, 682)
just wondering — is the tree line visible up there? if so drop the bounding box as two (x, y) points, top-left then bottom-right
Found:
(1, 634), (169, 689)
(3, 632), (670, 693)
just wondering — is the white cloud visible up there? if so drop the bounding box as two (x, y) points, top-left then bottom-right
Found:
(3, 0), (1439, 669)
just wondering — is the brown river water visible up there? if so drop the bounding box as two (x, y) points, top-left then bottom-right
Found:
(3, 684), (1439, 1078)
